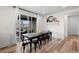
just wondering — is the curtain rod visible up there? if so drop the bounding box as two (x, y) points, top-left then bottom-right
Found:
(12, 6), (38, 15)
(19, 7), (38, 15)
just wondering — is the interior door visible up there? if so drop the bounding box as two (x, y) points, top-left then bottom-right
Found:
(68, 15), (79, 35)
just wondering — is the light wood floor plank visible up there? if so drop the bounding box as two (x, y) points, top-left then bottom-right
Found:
(0, 35), (79, 53)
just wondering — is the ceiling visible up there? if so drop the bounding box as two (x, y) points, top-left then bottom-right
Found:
(19, 6), (79, 15)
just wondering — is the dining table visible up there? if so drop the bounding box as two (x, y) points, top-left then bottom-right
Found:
(22, 31), (52, 53)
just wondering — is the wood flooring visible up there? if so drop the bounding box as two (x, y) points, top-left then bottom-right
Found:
(0, 35), (79, 53)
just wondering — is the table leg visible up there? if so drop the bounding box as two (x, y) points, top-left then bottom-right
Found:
(30, 41), (32, 53)
(50, 33), (52, 40)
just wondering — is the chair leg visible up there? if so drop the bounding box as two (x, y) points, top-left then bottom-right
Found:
(44, 39), (46, 44)
(34, 44), (37, 52)
(22, 43), (28, 53)
(40, 41), (42, 48)
(23, 44), (25, 53)
(26, 43), (28, 48)
(47, 38), (48, 42)
(38, 42), (40, 49)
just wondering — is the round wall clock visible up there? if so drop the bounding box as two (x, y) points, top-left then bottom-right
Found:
(47, 16), (59, 22)
(47, 16), (54, 22)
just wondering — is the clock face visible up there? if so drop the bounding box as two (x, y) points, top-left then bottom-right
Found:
(49, 16), (53, 21)
(47, 16), (59, 23)
(47, 16), (53, 22)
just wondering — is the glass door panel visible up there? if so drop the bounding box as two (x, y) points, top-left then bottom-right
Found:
(16, 15), (37, 42)
(21, 15), (29, 34)
(31, 17), (36, 33)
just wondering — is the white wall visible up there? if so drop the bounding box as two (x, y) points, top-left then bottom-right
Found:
(43, 8), (79, 39)
(36, 15), (47, 32)
(44, 15), (64, 39)
(0, 7), (17, 48)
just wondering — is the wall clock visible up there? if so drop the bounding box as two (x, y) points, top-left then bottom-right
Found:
(47, 16), (54, 22)
(47, 16), (59, 23)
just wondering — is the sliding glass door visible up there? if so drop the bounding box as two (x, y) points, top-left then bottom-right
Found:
(16, 14), (37, 42)
(20, 15), (30, 34)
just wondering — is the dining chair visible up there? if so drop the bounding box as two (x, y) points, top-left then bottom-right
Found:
(20, 34), (30, 53)
(39, 35), (46, 48)
(46, 34), (50, 43)
(22, 38), (30, 53)
(32, 38), (40, 52)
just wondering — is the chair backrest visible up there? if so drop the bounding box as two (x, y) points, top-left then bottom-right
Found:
(20, 34), (24, 42)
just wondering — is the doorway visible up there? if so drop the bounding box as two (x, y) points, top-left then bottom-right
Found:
(68, 14), (79, 40)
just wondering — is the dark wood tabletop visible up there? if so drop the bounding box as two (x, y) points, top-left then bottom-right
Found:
(22, 31), (52, 53)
